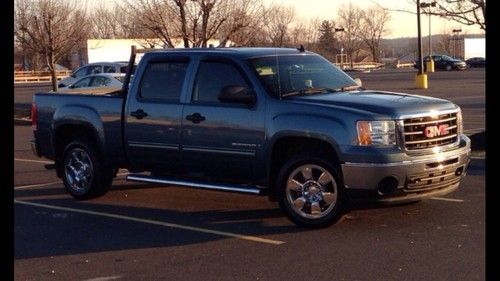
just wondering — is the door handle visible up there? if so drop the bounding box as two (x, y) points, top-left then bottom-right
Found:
(130, 109), (148, 119)
(186, 113), (206, 124)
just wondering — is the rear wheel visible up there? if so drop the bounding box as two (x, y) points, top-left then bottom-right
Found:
(276, 153), (346, 228)
(62, 139), (113, 199)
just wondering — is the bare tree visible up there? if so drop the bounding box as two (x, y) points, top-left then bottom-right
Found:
(337, 3), (364, 67)
(369, 0), (485, 30)
(359, 7), (390, 62)
(14, 0), (90, 91)
(426, 0), (485, 31)
(90, 3), (130, 39)
(121, 0), (265, 48)
(216, 0), (266, 46)
(263, 4), (296, 47)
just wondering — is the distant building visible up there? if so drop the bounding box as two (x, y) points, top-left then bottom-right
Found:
(450, 36), (485, 59)
(83, 38), (233, 65)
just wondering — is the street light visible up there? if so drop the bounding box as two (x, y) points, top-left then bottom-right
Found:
(415, 0), (427, 89)
(452, 28), (462, 58)
(334, 28), (346, 69)
(420, 1), (436, 72)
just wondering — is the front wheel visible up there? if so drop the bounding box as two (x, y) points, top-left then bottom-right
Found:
(445, 65), (452, 71)
(276, 154), (346, 228)
(62, 139), (113, 199)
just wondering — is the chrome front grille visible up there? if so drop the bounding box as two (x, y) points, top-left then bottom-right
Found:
(403, 112), (459, 150)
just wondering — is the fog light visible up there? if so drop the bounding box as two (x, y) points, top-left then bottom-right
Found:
(378, 176), (399, 195)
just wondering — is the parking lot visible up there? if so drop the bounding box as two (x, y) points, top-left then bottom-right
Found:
(14, 68), (485, 280)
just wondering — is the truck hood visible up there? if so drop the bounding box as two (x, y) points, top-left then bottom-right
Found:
(291, 90), (458, 118)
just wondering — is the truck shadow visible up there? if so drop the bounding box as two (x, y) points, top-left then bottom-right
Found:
(15, 183), (297, 260)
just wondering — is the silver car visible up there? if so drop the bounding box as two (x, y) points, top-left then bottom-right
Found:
(57, 73), (125, 95)
(58, 62), (129, 88)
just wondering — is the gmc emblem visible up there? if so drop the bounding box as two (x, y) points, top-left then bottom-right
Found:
(424, 124), (450, 138)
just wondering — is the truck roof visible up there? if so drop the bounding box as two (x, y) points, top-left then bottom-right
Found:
(142, 47), (313, 59)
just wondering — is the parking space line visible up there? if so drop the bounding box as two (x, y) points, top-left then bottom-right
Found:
(15, 181), (61, 189)
(14, 200), (285, 245)
(430, 197), (464, 202)
(14, 158), (53, 164)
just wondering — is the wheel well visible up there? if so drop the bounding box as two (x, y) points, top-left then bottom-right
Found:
(53, 124), (101, 177)
(268, 137), (340, 200)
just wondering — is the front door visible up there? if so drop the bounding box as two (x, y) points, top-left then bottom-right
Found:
(181, 58), (265, 182)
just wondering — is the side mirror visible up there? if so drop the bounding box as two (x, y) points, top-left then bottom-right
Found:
(218, 85), (256, 106)
(354, 78), (362, 87)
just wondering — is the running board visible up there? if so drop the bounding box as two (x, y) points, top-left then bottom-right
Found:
(126, 174), (265, 195)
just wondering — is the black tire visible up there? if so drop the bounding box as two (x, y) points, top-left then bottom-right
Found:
(62, 139), (113, 199)
(276, 152), (346, 228)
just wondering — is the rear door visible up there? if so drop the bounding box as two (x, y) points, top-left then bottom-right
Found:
(181, 56), (265, 182)
(125, 54), (191, 173)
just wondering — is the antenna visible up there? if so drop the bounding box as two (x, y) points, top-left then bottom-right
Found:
(297, 45), (305, 52)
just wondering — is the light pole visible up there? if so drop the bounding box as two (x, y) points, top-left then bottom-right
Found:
(420, 1), (436, 72)
(452, 28), (462, 58)
(415, 0), (427, 89)
(334, 28), (346, 69)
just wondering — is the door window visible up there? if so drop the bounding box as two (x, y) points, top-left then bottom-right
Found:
(139, 61), (189, 102)
(192, 61), (249, 103)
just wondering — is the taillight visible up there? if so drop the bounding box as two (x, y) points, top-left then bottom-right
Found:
(31, 103), (37, 131)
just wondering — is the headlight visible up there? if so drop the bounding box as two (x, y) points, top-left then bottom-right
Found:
(357, 121), (396, 146)
(456, 109), (463, 135)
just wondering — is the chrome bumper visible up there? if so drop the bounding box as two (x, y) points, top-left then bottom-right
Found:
(341, 144), (471, 202)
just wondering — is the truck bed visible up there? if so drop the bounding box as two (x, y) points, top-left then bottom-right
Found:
(33, 92), (126, 167)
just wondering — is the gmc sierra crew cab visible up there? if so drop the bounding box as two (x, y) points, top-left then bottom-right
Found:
(31, 47), (471, 227)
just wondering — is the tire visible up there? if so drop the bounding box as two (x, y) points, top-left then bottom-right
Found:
(445, 65), (452, 71)
(276, 153), (346, 228)
(62, 139), (113, 199)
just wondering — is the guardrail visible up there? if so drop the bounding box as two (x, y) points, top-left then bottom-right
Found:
(14, 70), (72, 83)
(334, 62), (385, 71)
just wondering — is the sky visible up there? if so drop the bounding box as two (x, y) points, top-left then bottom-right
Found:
(268, 0), (484, 38)
(91, 0), (485, 39)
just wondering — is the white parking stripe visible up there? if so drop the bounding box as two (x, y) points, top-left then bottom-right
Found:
(14, 200), (285, 245)
(14, 181), (61, 189)
(14, 158), (53, 164)
(430, 197), (464, 202)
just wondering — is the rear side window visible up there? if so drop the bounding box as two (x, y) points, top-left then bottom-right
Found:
(139, 61), (188, 101)
(192, 61), (249, 103)
(104, 65), (117, 73)
(87, 65), (102, 75)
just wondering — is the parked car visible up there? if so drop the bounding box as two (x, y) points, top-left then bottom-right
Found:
(57, 73), (124, 95)
(58, 62), (129, 88)
(414, 54), (466, 71)
(465, 57), (486, 68)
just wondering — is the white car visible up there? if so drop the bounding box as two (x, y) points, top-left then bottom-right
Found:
(58, 62), (129, 88)
(57, 73), (125, 95)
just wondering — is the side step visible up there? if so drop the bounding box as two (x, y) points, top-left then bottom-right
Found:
(126, 174), (266, 195)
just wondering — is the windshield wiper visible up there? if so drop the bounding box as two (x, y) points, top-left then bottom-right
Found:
(282, 87), (340, 98)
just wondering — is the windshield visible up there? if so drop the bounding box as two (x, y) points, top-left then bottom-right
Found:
(248, 54), (358, 98)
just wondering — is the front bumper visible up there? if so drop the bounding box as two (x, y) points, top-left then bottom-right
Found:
(341, 141), (470, 203)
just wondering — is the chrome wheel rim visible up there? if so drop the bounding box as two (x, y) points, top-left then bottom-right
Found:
(286, 164), (338, 219)
(64, 147), (94, 195)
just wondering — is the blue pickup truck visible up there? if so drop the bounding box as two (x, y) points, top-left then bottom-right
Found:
(31, 47), (471, 227)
